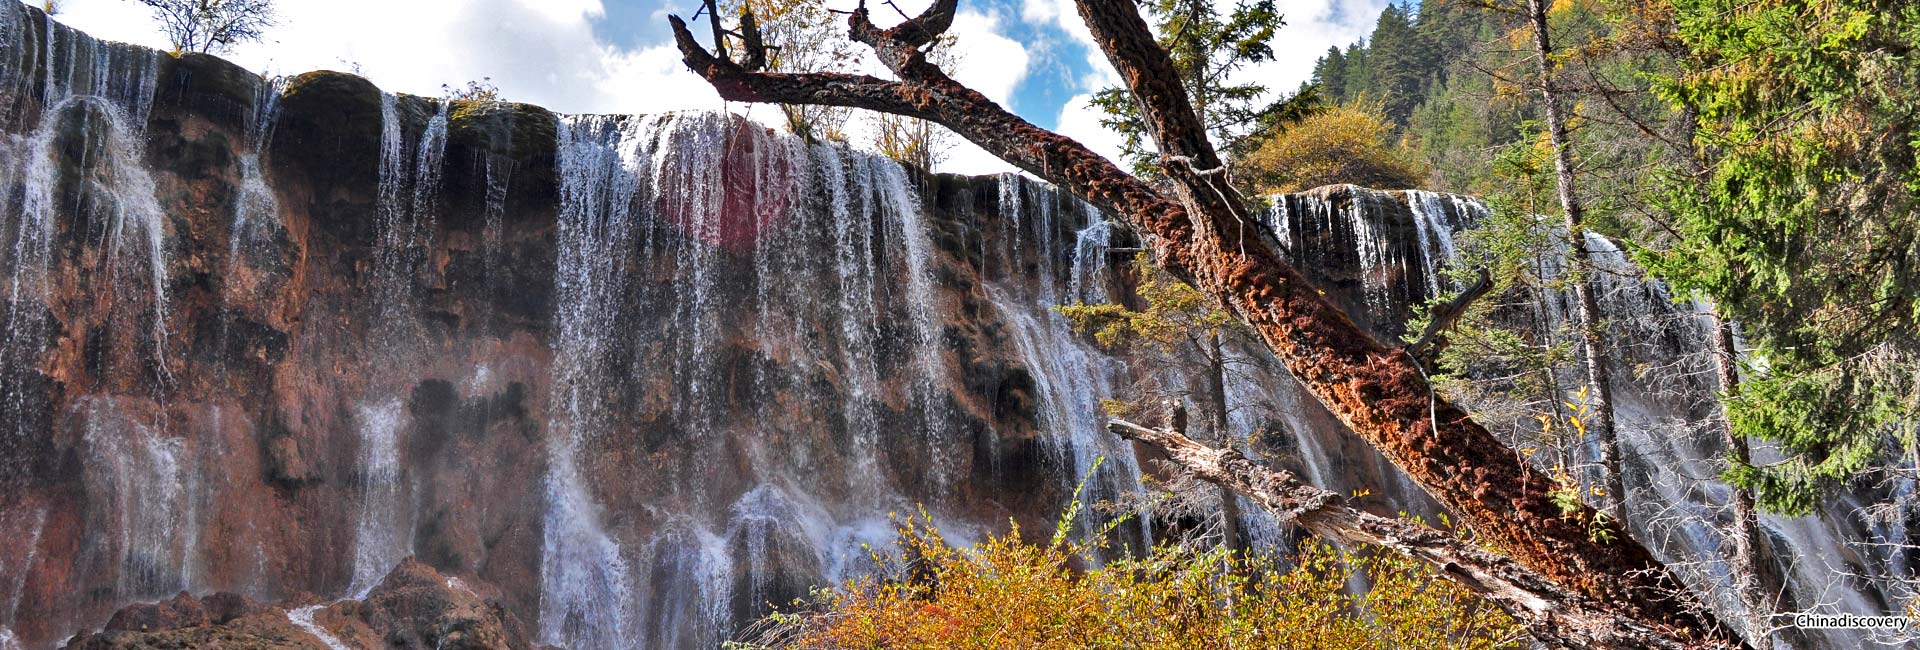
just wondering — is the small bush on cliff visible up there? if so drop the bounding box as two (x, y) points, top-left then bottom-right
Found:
(730, 510), (1522, 649)
(1236, 103), (1427, 193)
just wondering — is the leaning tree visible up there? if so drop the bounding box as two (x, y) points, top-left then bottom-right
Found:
(665, 1), (1749, 647)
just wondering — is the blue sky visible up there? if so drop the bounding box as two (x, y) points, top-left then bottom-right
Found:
(39, 0), (1393, 172)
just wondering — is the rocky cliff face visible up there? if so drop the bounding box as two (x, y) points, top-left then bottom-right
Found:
(0, 4), (1905, 649)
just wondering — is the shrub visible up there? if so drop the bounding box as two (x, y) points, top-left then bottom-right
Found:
(732, 509), (1522, 649)
(1237, 103), (1427, 193)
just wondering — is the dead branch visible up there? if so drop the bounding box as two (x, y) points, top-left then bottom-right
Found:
(1109, 417), (1697, 650)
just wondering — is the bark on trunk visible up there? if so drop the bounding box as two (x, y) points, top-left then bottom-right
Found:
(667, 2), (1741, 644)
(1710, 314), (1805, 646)
(1204, 330), (1246, 554)
(1108, 418), (1697, 650)
(1524, 0), (1628, 527)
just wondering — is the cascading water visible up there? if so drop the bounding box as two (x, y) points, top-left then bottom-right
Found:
(1406, 190), (1468, 295)
(0, 9), (188, 639)
(348, 400), (407, 596)
(2, 8), (1909, 647)
(286, 605), (353, 650)
(215, 75), (285, 378)
(77, 397), (194, 600)
(824, 144), (885, 493)
(0, 507), (43, 626)
(986, 176), (1152, 549)
(1318, 184), (1900, 648)
(3, 96), (173, 379)
(224, 77), (285, 269)
(480, 156), (512, 285)
(346, 94), (452, 598)
(535, 112), (934, 649)
(877, 158), (954, 486)
(539, 113), (648, 650)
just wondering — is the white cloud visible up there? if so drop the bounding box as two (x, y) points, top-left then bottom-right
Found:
(41, 0), (720, 115)
(1055, 92), (1125, 167)
(1019, 0), (1093, 50)
(949, 9), (1029, 108)
(34, 0), (1389, 176)
(513, 0), (605, 23)
(1245, 0), (1389, 101)
(1019, 0), (1114, 91)
(942, 140), (1014, 175)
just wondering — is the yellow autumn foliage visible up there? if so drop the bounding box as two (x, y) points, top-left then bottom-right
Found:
(733, 510), (1523, 649)
(1237, 103), (1428, 194)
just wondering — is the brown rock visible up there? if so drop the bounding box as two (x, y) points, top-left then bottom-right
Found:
(355, 558), (536, 650)
(63, 607), (327, 650)
(103, 592), (209, 632)
(266, 433), (319, 485)
(203, 592), (265, 624)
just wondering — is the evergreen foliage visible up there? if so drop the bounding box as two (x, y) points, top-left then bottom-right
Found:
(1090, 0), (1317, 175)
(1315, 0), (1920, 515)
(1651, 0), (1920, 514)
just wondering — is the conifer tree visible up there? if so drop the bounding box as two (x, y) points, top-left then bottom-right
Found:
(1652, 0), (1920, 517)
(1089, 0), (1316, 174)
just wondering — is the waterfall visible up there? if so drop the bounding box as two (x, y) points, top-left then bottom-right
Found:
(217, 76), (285, 376)
(410, 101), (450, 240)
(345, 95), (455, 595)
(78, 398), (194, 600)
(226, 76), (285, 269)
(1405, 190), (1470, 295)
(631, 524), (730, 649)
(0, 8), (1903, 644)
(1264, 188), (1393, 326)
(480, 155), (512, 284)
(825, 143), (884, 493)
(987, 174), (1150, 550)
(372, 94), (449, 330)
(1377, 185), (1895, 648)
(540, 113), (648, 649)
(876, 155), (955, 489)
(1346, 186), (1392, 318)
(287, 605), (353, 650)
(348, 400), (407, 596)
(3, 95), (173, 377)
(528, 113), (1046, 648)
(0, 508), (42, 625)
(373, 93), (426, 329)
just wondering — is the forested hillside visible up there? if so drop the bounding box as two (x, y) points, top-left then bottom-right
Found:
(1296, 0), (1919, 522)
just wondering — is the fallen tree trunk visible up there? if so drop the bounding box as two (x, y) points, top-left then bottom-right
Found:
(1108, 418), (1690, 650)
(666, 2), (1743, 646)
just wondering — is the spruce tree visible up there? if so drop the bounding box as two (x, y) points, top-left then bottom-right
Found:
(1653, 0), (1920, 516)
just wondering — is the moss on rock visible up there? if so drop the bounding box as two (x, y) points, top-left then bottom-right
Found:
(271, 71), (384, 193)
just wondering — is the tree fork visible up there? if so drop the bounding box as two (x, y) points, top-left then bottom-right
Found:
(667, 2), (1741, 645)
